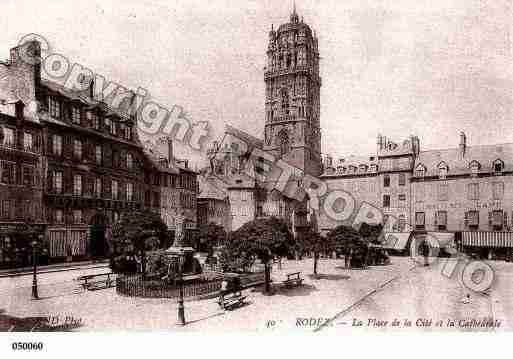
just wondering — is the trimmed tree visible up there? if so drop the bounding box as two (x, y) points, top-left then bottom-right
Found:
(110, 210), (168, 274)
(327, 225), (368, 268)
(227, 217), (294, 294)
(196, 222), (227, 254)
(296, 227), (332, 277)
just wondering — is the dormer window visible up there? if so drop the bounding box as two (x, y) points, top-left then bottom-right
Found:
(415, 164), (426, 178)
(359, 165), (368, 173)
(370, 164), (378, 172)
(336, 166), (345, 174)
(438, 162), (448, 179)
(493, 159), (504, 174)
(469, 160), (480, 177)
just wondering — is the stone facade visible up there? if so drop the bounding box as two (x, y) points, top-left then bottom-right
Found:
(0, 41), (197, 267)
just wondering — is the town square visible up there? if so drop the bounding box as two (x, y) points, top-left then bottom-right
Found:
(0, 0), (512, 347)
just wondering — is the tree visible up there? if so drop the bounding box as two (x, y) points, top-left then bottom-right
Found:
(110, 210), (169, 274)
(227, 217), (294, 293)
(296, 227), (332, 277)
(358, 223), (384, 244)
(327, 225), (368, 268)
(196, 222), (227, 254)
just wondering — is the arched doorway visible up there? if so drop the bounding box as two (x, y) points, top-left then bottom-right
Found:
(90, 212), (109, 259)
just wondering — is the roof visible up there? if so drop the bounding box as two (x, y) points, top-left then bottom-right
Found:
(224, 125), (263, 152)
(41, 79), (133, 121)
(142, 142), (180, 175)
(198, 175), (228, 200)
(322, 154), (378, 177)
(414, 143), (513, 177)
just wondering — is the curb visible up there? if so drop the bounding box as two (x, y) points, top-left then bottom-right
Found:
(0, 262), (109, 279)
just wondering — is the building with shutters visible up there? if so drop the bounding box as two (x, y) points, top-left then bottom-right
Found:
(0, 41), (198, 267)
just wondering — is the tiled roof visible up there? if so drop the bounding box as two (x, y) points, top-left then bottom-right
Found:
(198, 175), (228, 200)
(322, 154), (378, 177)
(41, 79), (132, 121)
(414, 143), (513, 177)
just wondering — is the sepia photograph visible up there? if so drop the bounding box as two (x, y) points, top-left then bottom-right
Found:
(0, 0), (512, 355)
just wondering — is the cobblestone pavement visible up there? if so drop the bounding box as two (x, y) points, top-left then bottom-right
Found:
(319, 256), (513, 333)
(0, 257), (415, 331)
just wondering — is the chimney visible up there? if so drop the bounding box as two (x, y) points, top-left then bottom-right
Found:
(459, 132), (467, 157)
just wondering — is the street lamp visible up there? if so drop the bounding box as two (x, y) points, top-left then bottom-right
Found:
(177, 248), (186, 326)
(31, 235), (43, 300)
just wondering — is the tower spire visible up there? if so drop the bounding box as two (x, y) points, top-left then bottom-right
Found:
(290, 0), (299, 23)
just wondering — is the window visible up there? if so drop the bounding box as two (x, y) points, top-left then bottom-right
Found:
(105, 117), (112, 133)
(470, 161), (480, 177)
(48, 97), (60, 118)
(73, 139), (82, 160)
(398, 215), (406, 231)
(491, 210), (504, 231)
(383, 195), (390, 208)
(415, 212), (425, 230)
(383, 174), (390, 187)
(435, 211), (447, 231)
(126, 153), (133, 169)
(493, 159), (504, 174)
(95, 145), (102, 165)
(466, 211), (479, 230)
(467, 183), (479, 200)
(278, 130), (290, 156)
(52, 171), (63, 193)
(415, 165), (426, 178)
(110, 119), (116, 135)
(71, 106), (81, 124)
(1, 200), (14, 219)
(113, 211), (120, 224)
(492, 182), (505, 200)
(54, 209), (64, 224)
(370, 164), (378, 172)
(126, 126), (132, 140)
(438, 184), (448, 201)
(94, 178), (102, 197)
(22, 165), (34, 186)
(438, 162), (448, 179)
(398, 173), (406, 186)
(111, 180), (119, 200)
(52, 134), (62, 156)
(281, 89), (289, 115)
(73, 174), (82, 196)
(23, 132), (33, 152)
(90, 112), (100, 130)
(73, 210), (82, 224)
(1, 161), (16, 184)
(398, 194), (406, 201)
(126, 182), (133, 201)
(1, 127), (15, 147)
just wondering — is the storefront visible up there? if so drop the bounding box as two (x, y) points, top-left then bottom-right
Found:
(461, 231), (513, 260)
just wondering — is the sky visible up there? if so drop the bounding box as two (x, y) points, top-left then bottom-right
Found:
(1, 0), (511, 165)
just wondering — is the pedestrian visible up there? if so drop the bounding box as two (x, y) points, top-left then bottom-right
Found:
(219, 278), (229, 307)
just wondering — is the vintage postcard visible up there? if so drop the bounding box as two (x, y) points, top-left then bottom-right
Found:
(0, 0), (512, 355)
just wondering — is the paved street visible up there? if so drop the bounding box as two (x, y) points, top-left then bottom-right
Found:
(0, 256), (511, 332)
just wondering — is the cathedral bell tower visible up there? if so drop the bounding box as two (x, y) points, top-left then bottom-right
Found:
(263, 6), (322, 177)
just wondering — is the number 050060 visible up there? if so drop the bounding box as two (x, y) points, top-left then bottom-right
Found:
(12, 342), (43, 350)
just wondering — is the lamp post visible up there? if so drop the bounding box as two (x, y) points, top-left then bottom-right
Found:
(177, 248), (186, 326)
(31, 235), (42, 300)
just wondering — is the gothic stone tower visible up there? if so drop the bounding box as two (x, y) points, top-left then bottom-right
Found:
(264, 8), (322, 177)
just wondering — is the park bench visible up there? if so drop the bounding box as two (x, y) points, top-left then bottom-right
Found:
(217, 291), (247, 310)
(282, 272), (303, 288)
(76, 272), (115, 291)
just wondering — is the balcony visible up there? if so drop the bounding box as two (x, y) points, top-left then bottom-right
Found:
(0, 142), (39, 159)
(44, 192), (142, 211)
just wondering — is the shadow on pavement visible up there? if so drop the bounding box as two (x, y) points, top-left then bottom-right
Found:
(307, 274), (350, 281)
(250, 283), (318, 297)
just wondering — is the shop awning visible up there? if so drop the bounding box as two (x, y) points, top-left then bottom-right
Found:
(425, 232), (455, 249)
(382, 232), (411, 250)
(462, 232), (513, 248)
